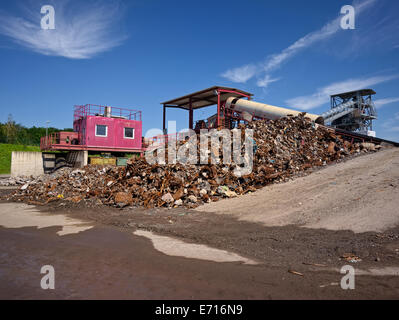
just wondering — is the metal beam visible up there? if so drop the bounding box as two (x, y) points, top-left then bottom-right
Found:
(163, 104), (166, 134)
(164, 105), (188, 110)
(189, 98), (193, 130)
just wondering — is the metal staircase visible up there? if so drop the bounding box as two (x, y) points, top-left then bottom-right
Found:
(321, 100), (357, 124)
(321, 89), (377, 135)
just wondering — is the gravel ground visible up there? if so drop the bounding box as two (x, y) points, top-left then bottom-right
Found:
(1, 147), (399, 299)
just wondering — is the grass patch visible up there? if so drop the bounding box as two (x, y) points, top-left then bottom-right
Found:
(0, 144), (41, 174)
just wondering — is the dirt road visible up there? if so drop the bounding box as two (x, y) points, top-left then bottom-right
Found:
(0, 205), (398, 300)
(0, 148), (399, 299)
(198, 147), (399, 233)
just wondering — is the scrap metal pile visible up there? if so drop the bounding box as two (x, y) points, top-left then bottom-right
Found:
(8, 115), (378, 208)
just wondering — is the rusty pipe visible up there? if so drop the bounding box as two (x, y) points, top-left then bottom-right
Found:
(225, 97), (324, 124)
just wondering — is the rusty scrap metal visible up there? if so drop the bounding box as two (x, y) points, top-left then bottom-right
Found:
(7, 115), (376, 208)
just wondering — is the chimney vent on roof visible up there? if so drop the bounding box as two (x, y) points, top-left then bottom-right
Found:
(105, 106), (111, 118)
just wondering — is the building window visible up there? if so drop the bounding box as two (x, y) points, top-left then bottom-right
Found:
(95, 125), (108, 137)
(124, 127), (135, 139)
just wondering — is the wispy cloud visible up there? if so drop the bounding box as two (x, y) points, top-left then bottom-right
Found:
(374, 97), (399, 109)
(0, 0), (127, 59)
(221, 64), (256, 83)
(382, 112), (399, 132)
(221, 0), (377, 86)
(262, 0), (378, 73)
(261, 15), (341, 74)
(285, 74), (398, 110)
(256, 75), (280, 88)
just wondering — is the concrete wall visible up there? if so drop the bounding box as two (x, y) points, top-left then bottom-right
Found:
(75, 150), (88, 168)
(11, 152), (44, 177)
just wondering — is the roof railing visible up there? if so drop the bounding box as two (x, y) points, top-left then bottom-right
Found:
(73, 104), (142, 122)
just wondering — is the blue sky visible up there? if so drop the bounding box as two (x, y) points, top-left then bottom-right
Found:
(0, 0), (398, 140)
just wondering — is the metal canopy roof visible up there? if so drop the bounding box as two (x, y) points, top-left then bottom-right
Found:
(331, 89), (376, 99)
(161, 86), (253, 110)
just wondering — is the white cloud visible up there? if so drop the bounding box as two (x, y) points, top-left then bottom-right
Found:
(374, 97), (399, 108)
(221, 0), (377, 85)
(262, 17), (341, 73)
(220, 64), (256, 83)
(285, 74), (398, 110)
(0, 0), (127, 59)
(262, 0), (377, 73)
(382, 112), (399, 132)
(256, 75), (280, 88)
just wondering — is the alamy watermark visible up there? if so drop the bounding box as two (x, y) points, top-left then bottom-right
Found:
(340, 5), (355, 30)
(144, 122), (254, 177)
(340, 265), (355, 290)
(40, 265), (55, 290)
(40, 5), (55, 30)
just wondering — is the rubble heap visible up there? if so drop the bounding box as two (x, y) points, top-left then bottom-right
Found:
(0, 168), (72, 187)
(7, 115), (379, 208)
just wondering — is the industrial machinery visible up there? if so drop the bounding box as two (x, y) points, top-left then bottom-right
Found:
(161, 86), (323, 134)
(321, 89), (377, 137)
(161, 86), (396, 147)
(225, 89), (378, 136)
(162, 87), (379, 137)
(225, 97), (324, 125)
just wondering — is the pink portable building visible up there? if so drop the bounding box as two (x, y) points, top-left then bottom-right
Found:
(41, 104), (143, 153)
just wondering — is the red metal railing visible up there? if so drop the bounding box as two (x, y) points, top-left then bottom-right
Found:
(74, 104), (142, 122)
(40, 133), (59, 150)
(40, 132), (79, 151)
(216, 89), (251, 128)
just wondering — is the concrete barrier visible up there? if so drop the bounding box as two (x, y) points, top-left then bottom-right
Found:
(74, 151), (88, 168)
(11, 152), (44, 177)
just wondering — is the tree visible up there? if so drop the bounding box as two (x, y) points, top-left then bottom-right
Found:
(5, 114), (17, 144)
(0, 123), (6, 143)
(0, 115), (71, 146)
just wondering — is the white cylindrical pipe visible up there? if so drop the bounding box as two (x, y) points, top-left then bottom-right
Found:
(226, 97), (324, 124)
